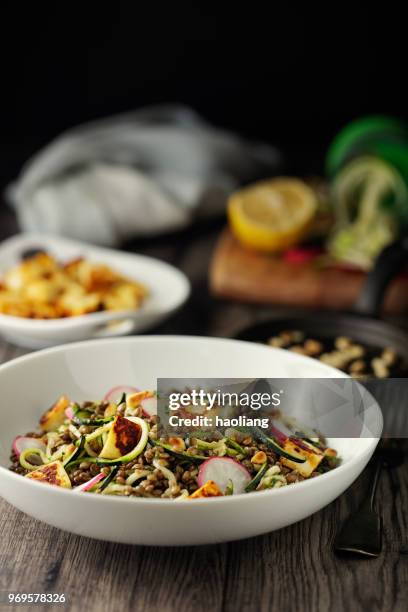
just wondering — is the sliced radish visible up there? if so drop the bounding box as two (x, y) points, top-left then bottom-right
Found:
(283, 246), (323, 265)
(290, 437), (323, 454)
(104, 386), (139, 404)
(198, 457), (251, 495)
(12, 436), (46, 458)
(65, 406), (75, 420)
(75, 472), (106, 492)
(269, 423), (289, 445)
(140, 396), (157, 417)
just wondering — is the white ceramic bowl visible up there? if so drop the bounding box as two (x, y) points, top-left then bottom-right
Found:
(0, 336), (382, 546)
(0, 234), (190, 348)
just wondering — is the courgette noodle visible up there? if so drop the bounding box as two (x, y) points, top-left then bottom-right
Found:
(19, 448), (48, 471)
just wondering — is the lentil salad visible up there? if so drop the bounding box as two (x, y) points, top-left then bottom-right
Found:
(9, 386), (340, 499)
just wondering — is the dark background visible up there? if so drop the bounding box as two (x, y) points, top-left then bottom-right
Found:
(0, 5), (406, 196)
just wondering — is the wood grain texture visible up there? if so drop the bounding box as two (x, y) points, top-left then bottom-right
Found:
(0, 211), (407, 612)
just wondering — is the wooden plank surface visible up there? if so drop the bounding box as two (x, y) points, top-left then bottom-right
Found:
(0, 211), (407, 612)
(210, 229), (408, 313)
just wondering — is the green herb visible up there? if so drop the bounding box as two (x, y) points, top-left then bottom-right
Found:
(63, 436), (86, 467)
(245, 462), (268, 492)
(150, 439), (207, 464)
(72, 404), (114, 427)
(225, 479), (234, 495)
(117, 393), (126, 406)
(247, 427), (306, 463)
(98, 466), (119, 492)
(225, 437), (248, 455)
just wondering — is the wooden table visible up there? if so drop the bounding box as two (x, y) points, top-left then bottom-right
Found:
(0, 210), (407, 612)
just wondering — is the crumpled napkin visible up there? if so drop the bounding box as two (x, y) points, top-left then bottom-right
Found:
(6, 105), (281, 246)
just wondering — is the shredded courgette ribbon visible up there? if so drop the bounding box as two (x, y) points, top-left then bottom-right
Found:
(19, 448), (48, 470)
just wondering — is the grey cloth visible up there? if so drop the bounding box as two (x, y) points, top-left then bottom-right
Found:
(6, 105), (281, 246)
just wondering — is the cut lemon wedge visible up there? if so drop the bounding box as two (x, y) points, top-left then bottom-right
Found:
(228, 178), (317, 252)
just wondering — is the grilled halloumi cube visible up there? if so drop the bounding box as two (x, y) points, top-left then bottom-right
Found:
(126, 391), (153, 409)
(29, 302), (60, 319)
(83, 263), (122, 292)
(188, 480), (223, 498)
(280, 439), (324, 477)
(99, 415), (141, 459)
(167, 437), (186, 452)
(57, 291), (101, 316)
(0, 293), (31, 317)
(25, 461), (72, 488)
(62, 257), (84, 281)
(39, 395), (70, 432)
(23, 279), (60, 303)
(104, 403), (118, 418)
(102, 284), (146, 312)
(4, 253), (57, 291)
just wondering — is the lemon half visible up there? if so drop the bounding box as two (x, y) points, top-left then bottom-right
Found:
(228, 178), (317, 252)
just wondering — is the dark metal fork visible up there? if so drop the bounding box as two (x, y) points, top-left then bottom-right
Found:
(334, 441), (403, 558)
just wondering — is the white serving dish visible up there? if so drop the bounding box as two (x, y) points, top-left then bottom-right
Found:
(0, 336), (382, 546)
(0, 234), (190, 348)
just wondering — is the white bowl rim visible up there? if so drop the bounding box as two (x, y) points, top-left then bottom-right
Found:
(0, 335), (383, 507)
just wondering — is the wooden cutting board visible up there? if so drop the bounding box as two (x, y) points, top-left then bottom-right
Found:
(209, 229), (408, 313)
